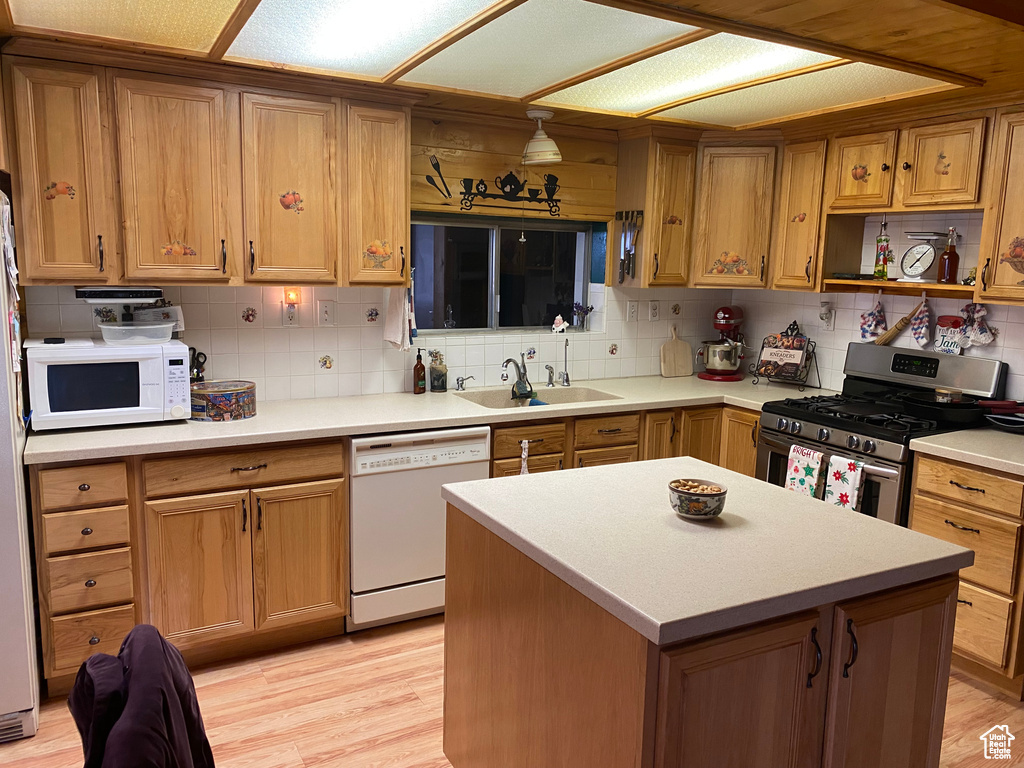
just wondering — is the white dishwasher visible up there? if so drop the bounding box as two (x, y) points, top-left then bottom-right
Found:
(348, 426), (491, 630)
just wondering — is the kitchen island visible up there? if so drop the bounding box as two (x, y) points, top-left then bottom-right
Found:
(440, 457), (974, 768)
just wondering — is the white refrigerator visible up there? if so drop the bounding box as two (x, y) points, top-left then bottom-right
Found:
(0, 191), (39, 742)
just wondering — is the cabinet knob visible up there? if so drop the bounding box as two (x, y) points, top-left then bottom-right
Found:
(84, 579), (96, 588)
(81, 527), (93, 536)
(902, 161), (911, 170)
(78, 483), (90, 492)
(880, 163), (890, 172)
(89, 636), (100, 646)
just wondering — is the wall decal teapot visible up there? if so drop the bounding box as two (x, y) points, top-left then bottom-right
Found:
(495, 172), (527, 199)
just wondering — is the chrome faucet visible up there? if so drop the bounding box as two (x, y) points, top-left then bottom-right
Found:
(502, 354), (533, 400)
(455, 375), (474, 391)
(558, 338), (571, 387)
(545, 365), (555, 387)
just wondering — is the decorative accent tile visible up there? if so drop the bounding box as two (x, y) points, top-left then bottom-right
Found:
(93, 306), (116, 323)
(365, 307), (379, 323)
(608, 343), (618, 356)
(525, 347), (536, 359)
(671, 303), (681, 315)
(319, 354), (334, 370)
(241, 306), (258, 323)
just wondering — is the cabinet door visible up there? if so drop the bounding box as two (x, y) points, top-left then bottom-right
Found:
(692, 146), (775, 287)
(643, 409), (679, 461)
(719, 407), (759, 477)
(680, 407), (722, 465)
(115, 77), (238, 281)
(242, 93), (338, 283)
(345, 102), (409, 285)
(144, 490), (254, 647)
(656, 613), (828, 768)
(575, 444), (638, 468)
(898, 118), (985, 206)
(10, 61), (114, 282)
(822, 577), (957, 768)
(646, 143), (696, 286)
(828, 131), (897, 208)
(492, 454), (564, 477)
(251, 479), (347, 631)
(772, 141), (826, 290)
(977, 110), (1024, 302)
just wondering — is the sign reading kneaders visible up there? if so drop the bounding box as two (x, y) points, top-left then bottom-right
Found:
(756, 346), (807, 379)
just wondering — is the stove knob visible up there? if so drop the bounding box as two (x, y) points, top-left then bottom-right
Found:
(847, 435), (860, 450)
(863, 440), (877, 454)
(789, 421), (802, 435)
(817, 428), (831, 441)
(776, 418), (789, 431)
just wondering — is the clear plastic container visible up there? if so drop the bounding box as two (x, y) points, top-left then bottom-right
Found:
(98, 321), (175, 345)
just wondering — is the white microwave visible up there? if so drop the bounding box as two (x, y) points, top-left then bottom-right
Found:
(25, 339), (191, 431)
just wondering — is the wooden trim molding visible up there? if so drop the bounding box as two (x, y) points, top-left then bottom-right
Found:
(583, 0), (985, 88)
(522, 29), (717, 103)
(208, 0), (265, 60)
(383, 0), (529, 83)
(926, 0), (1024, 31)
(0, 0), (13, 36)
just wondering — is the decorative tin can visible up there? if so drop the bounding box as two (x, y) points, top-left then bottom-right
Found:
(190, 380), (257, 422)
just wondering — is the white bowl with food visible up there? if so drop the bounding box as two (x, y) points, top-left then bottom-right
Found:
(669, 478), (728, 519)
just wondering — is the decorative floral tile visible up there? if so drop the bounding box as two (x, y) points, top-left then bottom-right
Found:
(671, 303), (681, 316)
(241, 306), (258, 323)
(93, 306), (116, 323)
(365, 307), (379, 323)
(525, 347), (536, 360)
(319, 355), (334, 370)
(608, 343), (618, 356)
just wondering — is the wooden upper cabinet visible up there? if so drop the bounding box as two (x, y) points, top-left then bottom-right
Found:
(977, 109), (1024, 303)
(9, 61), (115, 282)
(242, 93), (338, 283)
(251, 479), (347, 631)
(344, 101), (409, 285)
(772, 140), (826, 290)
(827, 131), (897, 208)
(646, 142), (696, 287)
(115, 76), (239, 281)
(897, 118), (985, 206)
(691, 146), (776, 288)
(822, 578), (957, 768)
(643, 410), (679, 461)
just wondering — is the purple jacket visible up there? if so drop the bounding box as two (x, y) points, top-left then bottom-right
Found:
(68, 624), (215, 768)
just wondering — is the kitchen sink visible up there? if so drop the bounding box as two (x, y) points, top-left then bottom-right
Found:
(454, 386), (623, 409)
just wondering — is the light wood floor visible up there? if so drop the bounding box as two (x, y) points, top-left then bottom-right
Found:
(0, 615), (1020, 768)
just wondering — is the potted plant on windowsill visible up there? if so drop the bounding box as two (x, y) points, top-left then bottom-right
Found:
(573, 302), (594, 332)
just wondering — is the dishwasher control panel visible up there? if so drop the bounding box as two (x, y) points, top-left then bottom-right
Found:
(350, 427), (491, 476)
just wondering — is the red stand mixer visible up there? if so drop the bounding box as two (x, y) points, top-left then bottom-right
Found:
(697, 306), (746, 382)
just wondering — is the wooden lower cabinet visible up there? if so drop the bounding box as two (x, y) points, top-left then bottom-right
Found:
(576, 445), (638, 468)
(492, 454), (563, 476)
(679, 407), (722, 465)
(643, 409), (679, 461)
(719, 406), (760, 477)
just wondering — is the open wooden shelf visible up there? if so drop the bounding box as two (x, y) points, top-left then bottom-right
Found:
(822, 279), (975, 299)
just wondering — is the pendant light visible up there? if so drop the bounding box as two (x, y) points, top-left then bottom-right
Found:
(522, 109), (561, 166)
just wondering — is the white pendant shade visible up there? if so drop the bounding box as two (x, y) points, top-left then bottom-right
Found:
(522, 111), (561, 165)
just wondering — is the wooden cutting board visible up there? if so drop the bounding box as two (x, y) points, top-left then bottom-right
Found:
(660, 327), (693, 377)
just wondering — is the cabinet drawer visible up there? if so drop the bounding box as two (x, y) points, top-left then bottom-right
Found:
(574, 414), (640, 449)
(916, 456), (1023, 517)
(46, 547), (133, 614)
(50, 605), (135, 675)
(42, 505), (130, 554)
(575, 444), (638, 468)
(143, 442), (346, 497)
(911, 496), (1020, 594)
(492, 454), (564, 477)
(493, 423), (566, 459)
(38, 463), (128, 511)
(953, 582), (1013, 669)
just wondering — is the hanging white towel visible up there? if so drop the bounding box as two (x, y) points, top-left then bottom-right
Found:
(520, 440), (529, 475)
(821, 455), (865, 511)
(383, 287), (411, 351)
(785, 444), (823, 496)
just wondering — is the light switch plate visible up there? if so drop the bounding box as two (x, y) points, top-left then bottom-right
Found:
(626, 301), (639, 322)
(317, 300), (336, 327)
(647, 301), (660, 322)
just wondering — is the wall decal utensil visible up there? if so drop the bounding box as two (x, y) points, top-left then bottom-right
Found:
(429, 155), (451, 198)
(426, 175), (447, 198)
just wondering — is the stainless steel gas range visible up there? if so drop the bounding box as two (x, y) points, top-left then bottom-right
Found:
(757, 343), (1007, 526)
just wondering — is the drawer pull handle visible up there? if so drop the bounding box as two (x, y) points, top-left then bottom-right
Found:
(527, 438), (544, 444)
(842, 619), (859, 678)
(84, 579), (96, 588)
(78, 483), (91, 492)
(957, 598), (973, 606)
(597, 428), (622, 434)
(807, 626), (822, 688)
(230, 464), (268, 472)
(81, 527), (93, 536)
(944, 519), (981, 534)
(950, 480), (985, 494)
(89, 636), (100, 646)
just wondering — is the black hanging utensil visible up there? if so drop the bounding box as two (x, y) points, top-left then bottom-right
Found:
(430, 155), (452, 198)
(426, 175), (447, 199)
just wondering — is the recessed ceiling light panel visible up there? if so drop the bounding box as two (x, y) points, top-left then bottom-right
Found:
(9, 0), (238, 52)
(400, 0), (698, 98)
(227, 0), (499, 77)
(537, 33), (838, 115)
(654, 62), (951, 128)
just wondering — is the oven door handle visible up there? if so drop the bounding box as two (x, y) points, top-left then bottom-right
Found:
(758, 435), (899, 479)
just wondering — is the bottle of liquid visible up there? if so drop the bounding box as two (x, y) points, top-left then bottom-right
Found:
(873, 219), (890, 280)
(413, 348), (426, 395)
(938, 226), (960, 284)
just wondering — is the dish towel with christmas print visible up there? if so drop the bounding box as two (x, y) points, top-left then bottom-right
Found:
(785, 444), (824, 496)
(821, 455), (865, 510)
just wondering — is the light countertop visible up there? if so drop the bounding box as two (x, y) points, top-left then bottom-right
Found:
(24, 375), (821, 464)
(910, 428), (1024, 477)
(441, 457), (973, 645)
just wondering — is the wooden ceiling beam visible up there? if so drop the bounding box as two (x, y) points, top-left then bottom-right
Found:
(208, 0), (264, 60)
(637, 58), (851, 118)
(583, 0), (985, 87)
(383, 0), (529, 84)
(522, 29), (716, 103)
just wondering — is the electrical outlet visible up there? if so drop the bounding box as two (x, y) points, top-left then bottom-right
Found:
(626, 300), (639, 322)
(282, 302), (299, 327)
(648, 300), (660, 322)
(819, 302), (836, 332)
(317, 300), (336, 327)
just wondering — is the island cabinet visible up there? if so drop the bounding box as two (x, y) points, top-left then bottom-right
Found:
(7, 59), (117, 282)
(976, 109), (1024, 303)
(771, 140), (826, 291)
(691, 145), (776, 288)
